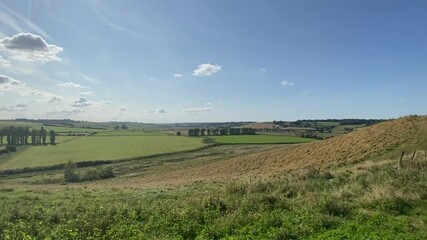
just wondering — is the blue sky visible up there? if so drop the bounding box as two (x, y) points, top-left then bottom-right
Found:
(0, 0), (426, 122)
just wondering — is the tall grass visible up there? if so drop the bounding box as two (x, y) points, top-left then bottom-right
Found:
(1, 160), (426, 239)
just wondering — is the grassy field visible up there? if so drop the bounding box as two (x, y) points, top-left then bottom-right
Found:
(93, 130), (166, 136)
(0, 116), (426, 239)
(211, 134), (315, 144)
(0, 145), (426, 239)
(0, 135), (204, 170)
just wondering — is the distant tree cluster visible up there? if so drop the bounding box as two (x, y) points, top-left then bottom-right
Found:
(114, 124), (128, 130)
(0, 126), (56, 147)
(187, 128), (256, 136)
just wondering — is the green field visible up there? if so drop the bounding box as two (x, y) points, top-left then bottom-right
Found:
(93, 130), (165, 136)
(0, 135), (204, 170)
(212, 135), (315, 144)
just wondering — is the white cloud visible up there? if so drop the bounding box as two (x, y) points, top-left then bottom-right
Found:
(29, 91), (44, 96)
(0, 55), (10, 67)
(49, 96), (62, 103)
(102, 100), (111, 105)
(156, 108), (166, 113)
(0, 75), (24, 90)
(182, 107), (212, 114)
(46, 109), (83, 116)
(119, 106), (126, 112)
(192, 63), (222, 76)
(173, 73), (182, 78)
(78, 91), (94, 96)
(0, 103), (27, 112)
(260, 68), (267, 72)
(0, 33), (63, 62)
(281, 80), (294, 86)
(70, 97), (92, 107)
(58, 82), (90, 89)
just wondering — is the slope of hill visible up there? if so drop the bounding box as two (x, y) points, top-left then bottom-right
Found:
(117, 115), (427, 186)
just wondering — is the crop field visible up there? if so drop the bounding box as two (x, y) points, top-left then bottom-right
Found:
(0, 135), (204, 170)
(211, 134), (315, 144)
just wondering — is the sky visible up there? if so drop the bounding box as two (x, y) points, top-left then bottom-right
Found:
(0, 0), (426, 123)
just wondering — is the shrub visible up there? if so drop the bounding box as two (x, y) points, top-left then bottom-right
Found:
(63, 160), (79, 183)
(81, 169), (100, 182)
(0, 149), (9, 155)
(99, 166), (115, 179)
(6, 145), (16, 152)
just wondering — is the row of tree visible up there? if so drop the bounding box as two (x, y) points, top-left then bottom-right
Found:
(0, 126), (56, 146)
(187, 128), (256, 136)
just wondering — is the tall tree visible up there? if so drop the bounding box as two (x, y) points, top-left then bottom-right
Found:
(41, 127), (47, 145)
(49, 130), (56, 144)
(31, 129), (37, 145)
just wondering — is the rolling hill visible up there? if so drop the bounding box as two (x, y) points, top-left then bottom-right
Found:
(116, 115), (427, 187)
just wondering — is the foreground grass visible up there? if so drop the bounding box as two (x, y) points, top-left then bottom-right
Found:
(0, 136), (204, 170)
(212, 135), (315, 144)
(0, 160), (426, 239)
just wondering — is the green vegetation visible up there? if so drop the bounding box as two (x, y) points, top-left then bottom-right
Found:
(1, 117), (425, 239)
(212, 134), (315, 144)
(0, 159), (425, 239)
(0, 135), (204, 170)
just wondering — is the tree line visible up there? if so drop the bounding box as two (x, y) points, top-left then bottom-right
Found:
(186, 128), (256, 136)
(0, 126), (56, 146)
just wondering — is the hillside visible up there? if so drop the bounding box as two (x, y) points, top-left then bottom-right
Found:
(116, 115), (427, 186)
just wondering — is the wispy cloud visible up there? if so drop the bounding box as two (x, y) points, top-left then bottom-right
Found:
(156, 108), (166, 113)
(173, 73), (182, 78)
(46, 109), (83, 116)
(0, 55), (10, 67)
(49, 96), (62, 103)
(58, 82), (90, 89)
(0, 75), (24, 91)
(78, 91), (94, 96)
(182, 107), (212, 114)
(260, 68), (267, 72)
(70, 97), (93, 107)
(88, 1), (140, 38)
(81, 74), (101, 84)
(281, 80), (294, 86)
(0, 2), (51, 40)
(192, 63), (222, 76)
(0, 103), (27, 112)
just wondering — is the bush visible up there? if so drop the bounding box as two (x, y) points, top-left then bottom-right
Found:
(6, 145), (16, 152)
(0, 149), (10, 155)
(99, 166), (115, 179)
(81, 169), (100, 182)
(63, 160), (79, 183)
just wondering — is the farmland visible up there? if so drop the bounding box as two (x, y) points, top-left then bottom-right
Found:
(0, 134), (204, 170)
(0, 116), (426, 239)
